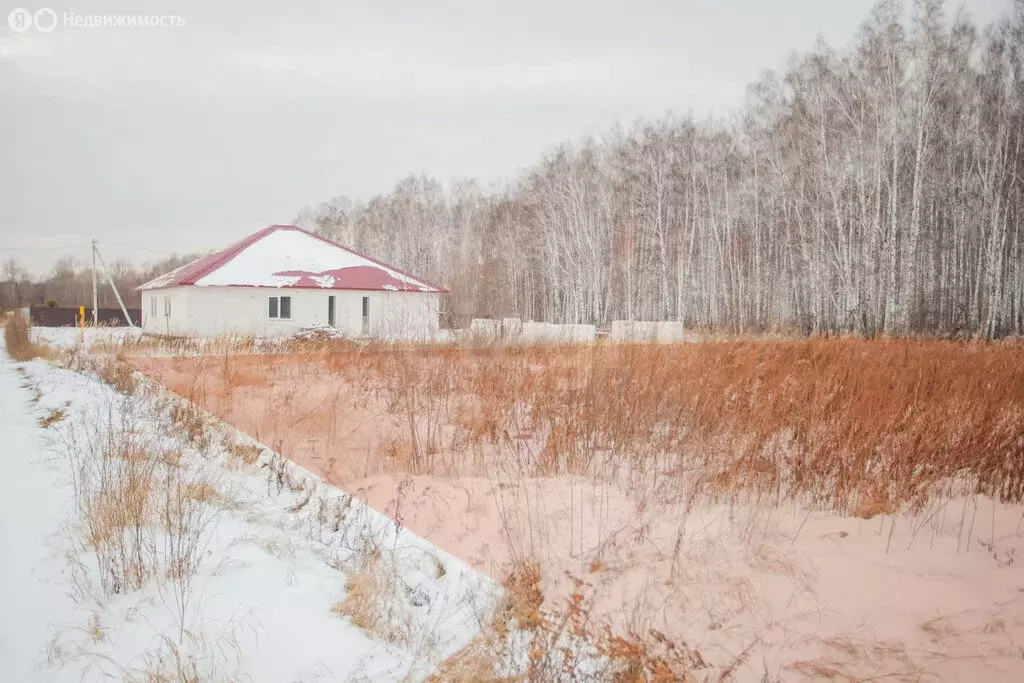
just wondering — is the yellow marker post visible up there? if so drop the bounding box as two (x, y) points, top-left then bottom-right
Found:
(79, 305), (85, 344)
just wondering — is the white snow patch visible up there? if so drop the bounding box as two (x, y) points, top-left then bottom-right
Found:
(270, 274), (302, 287)
(31, 325), (142, 350)
(312, 275), (336, 288)
(139, 260), (197, 290)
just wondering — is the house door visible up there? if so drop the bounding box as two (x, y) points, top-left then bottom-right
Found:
(327, 295), (335, 327)
(361, 296), (369, 335)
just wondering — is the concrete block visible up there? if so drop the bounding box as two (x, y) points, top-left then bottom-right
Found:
(502, 317), (523, 339)
(470, 318), (502, 341)
(655, 321), (685, 343)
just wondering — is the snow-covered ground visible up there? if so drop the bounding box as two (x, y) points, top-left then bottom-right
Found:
(0, 336), (501, 681)
(0, 357), (80, 681)
(17, 327), (1024, 680)
(30, 326), (143, 351)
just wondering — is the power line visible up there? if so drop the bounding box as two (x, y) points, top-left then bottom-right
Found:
(0, 244), (85, 252)
(101, 241), (181, 256)
(0, 241), (184, 256)
(1, 241), (185, 259)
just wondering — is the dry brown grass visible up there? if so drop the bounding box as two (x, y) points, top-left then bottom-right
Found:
(87, 613), (106, 644)
(330, 551), (411, 646)
(59, 392), (224, 601)
(430, 567), (707, 682)
(127, 337), (1024, 679)
(3, 314), (54, 362)
(227, 443), (261, 468)
(92, 332), (256, 359)
(98, 355), (138, 395)
(183, 481), (222, 506)
(425, 634), (524, 683)
(39, 406), (67, 428)
(83, 454), (155, 590)
(130, 630), (244, 683)
(167, 402), (211, 453)
(499, 561), (544, 632)
(297, 338), (1024, 513)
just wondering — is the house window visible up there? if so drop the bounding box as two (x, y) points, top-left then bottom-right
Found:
(269, 296), (291, 320)
(163, 297), (170, 317)
(150, 296), (156, 317)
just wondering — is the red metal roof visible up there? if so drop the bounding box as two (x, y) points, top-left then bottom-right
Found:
(138, 225), (447, 293)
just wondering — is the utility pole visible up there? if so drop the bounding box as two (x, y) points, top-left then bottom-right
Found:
(91, 238), (98, 326)
(93, 243), (135, 328)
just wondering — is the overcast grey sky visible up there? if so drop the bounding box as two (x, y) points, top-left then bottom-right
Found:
(0, 0), (1012, 274)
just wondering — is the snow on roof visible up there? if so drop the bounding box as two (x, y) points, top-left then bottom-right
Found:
(138, 225), (445, 293)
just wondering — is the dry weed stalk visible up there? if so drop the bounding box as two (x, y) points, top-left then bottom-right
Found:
(311, 338), (1024, 512)
(431, 567), (707, 682)
(56, 388), (221, 608)
(330, 549), (415, 646)
(3, 314), (55, 362)
(227, 442), (262, 468)
(125, 337), (1024, 680)
(39, 405), (68, 427)
(98, 354), (138, 395)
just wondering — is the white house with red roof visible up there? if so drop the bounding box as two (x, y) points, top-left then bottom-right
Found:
(138, 225), (445, 339)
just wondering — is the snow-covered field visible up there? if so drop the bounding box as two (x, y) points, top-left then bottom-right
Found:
(129, 343), (1024, 681)
(10, 328), (1024, 681)
(0, 335), (503, 681)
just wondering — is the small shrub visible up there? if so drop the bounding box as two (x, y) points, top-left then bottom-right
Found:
(331, 551), (412, 646)
(61, 398), (220, 600)
(168, 403), (210, 453)
(98, 357), (137, 395)
(425, 635), (504, 682)
(183, 481), (222, 506)
(87, 613), (105, 643)
(501, 561), (544, 632)
(4, 314), (51, 362)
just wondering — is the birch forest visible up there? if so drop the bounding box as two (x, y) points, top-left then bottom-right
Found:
(296, 0), (1024, 337)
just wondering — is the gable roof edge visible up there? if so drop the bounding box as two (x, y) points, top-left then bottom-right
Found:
(136, 224), (448, 293)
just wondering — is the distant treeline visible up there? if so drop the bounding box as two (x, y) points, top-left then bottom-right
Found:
(7, 1), (1024, 338)
(296, 0), (1024, 337)
(0, 253), (198, 313)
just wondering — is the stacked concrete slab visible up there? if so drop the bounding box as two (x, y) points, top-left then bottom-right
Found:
(655, 321), (685, 343)
(571, 324), (597, 344)
(501, 317), (523, 338)
(468, 317), (597, 345)
(610, 320), (686, 343)
(511, 321), (596, 345)
(469, 318), (502, 342)
(610, 320), (656, 343)
(520, 321), (552, 343)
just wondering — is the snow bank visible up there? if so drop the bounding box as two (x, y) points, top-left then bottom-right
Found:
(31, 325), (143, 350)
(0, 343), (502, 682)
